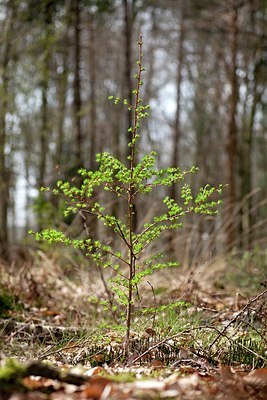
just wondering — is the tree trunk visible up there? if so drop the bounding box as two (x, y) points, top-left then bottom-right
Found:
(38, 65), (49, 190)
(123, 0), (133, 150)
(51, 50), (68, 216)
(54, 54), (68, 171)
(226, 3), (239, 250)
(87, 12), (98, 240)
(170, 7), (185, 201)
(0, 2), (16, 256)
(123, 0), (138, 231)
(144, 8), (157, 146)
(88, 12), (97, 170)
(168, 7), (185, 255)
(239, 60), (264, 249)
(73, 0), (82, 168)
(0, 61), (9, 256)
(37, 5), (54, 230)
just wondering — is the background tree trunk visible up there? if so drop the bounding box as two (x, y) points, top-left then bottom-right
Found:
(73, 0), (83, 168)
(170, 6), (185, 201)
(123, 0), (133, 151)
(123, 0), (138, 231)
(168, 7), (185, 255)
(239, 58), (265, 249)
(87, 12), (98, 240)
(37, 2), (54, 230)
(38, 62), (49, 190)
(226, 3), (239, 250)
(88, 12), (97, 170)
(0, 55), (9, 255)
(0, 1), (16, 256)
(54, 53), (68, 172)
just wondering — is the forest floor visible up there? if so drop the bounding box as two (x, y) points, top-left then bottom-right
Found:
(0, 248), (267, 399)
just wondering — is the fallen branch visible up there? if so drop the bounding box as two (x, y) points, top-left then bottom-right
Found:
(25, 361), (89, 385)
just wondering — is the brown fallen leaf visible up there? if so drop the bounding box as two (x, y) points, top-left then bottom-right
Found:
(220, 365), (236, 381)
(243, 368), (267, 391)
(83, 376), (113, 400)
(40, 309), (60, 317)
(91, 354), (105, 366)
(220, 365), (253, 400)
(145, 328), (157, 337)
(22, 376), (60, 391)
(177, 366), (199, 374)
(150, 359), (164, 369)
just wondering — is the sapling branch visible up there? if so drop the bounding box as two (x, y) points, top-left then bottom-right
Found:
(116, 221), (131, 249)
(104, 182), (128, 200)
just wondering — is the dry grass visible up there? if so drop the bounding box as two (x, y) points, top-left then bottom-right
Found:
(0, 191), (266, 368)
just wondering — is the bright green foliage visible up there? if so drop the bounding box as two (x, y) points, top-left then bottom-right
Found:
(31, 36), (223, 353)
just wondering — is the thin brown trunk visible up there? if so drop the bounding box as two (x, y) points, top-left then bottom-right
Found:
(143, 9), (156, 144)
(51, 51), (68, 215)
(123, 0), (133, 149)
(239, 61), (264, 249)
(0, 2), (15, 255)
(168, 8), (185, 255)
(123, 0), (137, 231)
(24, 155), (31, 236)
(39, 1), (54, 189)
(55, 55), (68, 169)
(88, 13), (97, 170)
(37, 6), (53, 230)
(87, 12), (98, 240)
(39, 69), (49, 189)
(226, 4), (239, 250)
(54, 7), (71, 173)
(170, 8), (185, 201)
(73, 0), (82, 168)
(0, 63), (9, 255)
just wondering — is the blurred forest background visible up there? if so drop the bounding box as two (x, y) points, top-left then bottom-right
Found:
(0, 0), (266, 270)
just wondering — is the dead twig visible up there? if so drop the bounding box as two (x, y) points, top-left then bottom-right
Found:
(208, 288), (267, 351)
